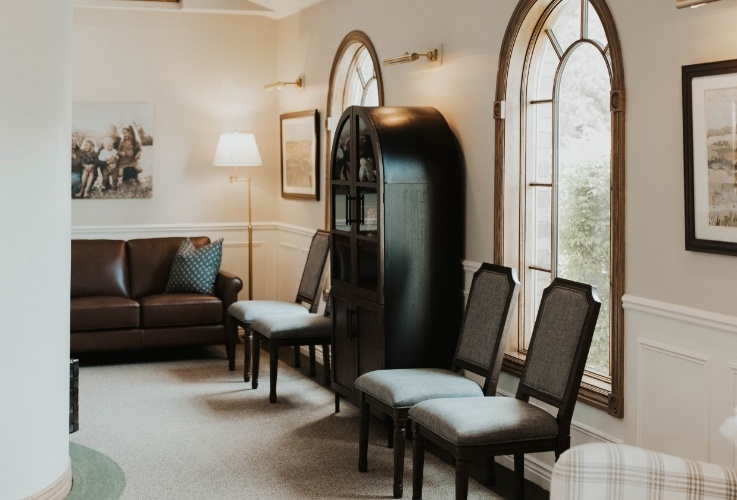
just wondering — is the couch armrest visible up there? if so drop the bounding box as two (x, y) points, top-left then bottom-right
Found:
(550, 443), (737, 500)
(214, 270), (243, 310)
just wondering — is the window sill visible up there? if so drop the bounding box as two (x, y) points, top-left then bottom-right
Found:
(502, 352), (623, 417)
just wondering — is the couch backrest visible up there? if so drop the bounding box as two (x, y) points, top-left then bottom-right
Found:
(126, 236), (210, 299)
(71, 239), (129, 298)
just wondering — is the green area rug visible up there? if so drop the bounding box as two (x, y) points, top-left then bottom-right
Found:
(68, 443), (126, 500)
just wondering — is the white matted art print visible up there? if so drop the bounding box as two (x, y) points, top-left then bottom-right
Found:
(280, 109), (319, 200)
(684, 59), (737, 255)
(72, 102), (154, 199)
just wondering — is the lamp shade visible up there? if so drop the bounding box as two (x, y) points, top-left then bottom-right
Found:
(213, 132), (262, 167)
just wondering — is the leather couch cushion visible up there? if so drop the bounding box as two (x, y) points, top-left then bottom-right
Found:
(71, 240), (129, 298)
(71, 296), (140, 330)
(126, 237), (210, 299)
(138, 293), (222, 327)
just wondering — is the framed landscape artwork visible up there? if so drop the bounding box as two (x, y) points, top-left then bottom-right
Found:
(683, 59), (737, 255)
(280, 109), (319, 200)
(72, 102), (154, 200)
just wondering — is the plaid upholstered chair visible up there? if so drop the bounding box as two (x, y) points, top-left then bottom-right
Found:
(248, 299), (332, 403)
(409, 277), (600, 500)
(227, 229), (329, 381)
(550, 443), (737, 500)
(354, 263), (520, 498)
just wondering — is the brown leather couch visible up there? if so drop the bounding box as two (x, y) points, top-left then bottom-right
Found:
(71, 237), (243, 369)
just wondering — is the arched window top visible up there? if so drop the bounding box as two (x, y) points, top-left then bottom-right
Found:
(325, 31), (384, 228)
(327, 30), (383, 123)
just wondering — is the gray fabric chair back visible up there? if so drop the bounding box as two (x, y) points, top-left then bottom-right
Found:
(453, 263), (520, 395)
(518, 278), (601, 419)
(295, 230), (330, 313)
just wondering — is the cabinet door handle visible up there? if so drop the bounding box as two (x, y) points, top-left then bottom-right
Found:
(346, 196), (357, 224)
(359, 194), (365, 225)
(347, 308), (357, 339)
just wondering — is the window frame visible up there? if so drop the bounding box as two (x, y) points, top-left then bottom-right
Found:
(494, 0), (625, 417)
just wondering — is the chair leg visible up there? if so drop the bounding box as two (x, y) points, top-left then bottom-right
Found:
(335, 393), (341, 413)
(226, 320), (236, 371)
(358, 399), (370, 472)
(411, 428), (425, 500)
(322, 344), (330, 386)
(243, 328), (252, 383)
(269, 343), (279, 403)
(294, 345), (301, 368)
(251, 336), (260, 390)
(455, 457), (470, 500)
(309, 345), (316, 377)
(392, 412), (409, 498)
(486, 456), (496, 486)
(387, 415), (394, 449)
(514, 453), (525, 500)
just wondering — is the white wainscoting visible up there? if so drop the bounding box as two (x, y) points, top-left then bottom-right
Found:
(624, 294), (737, 467)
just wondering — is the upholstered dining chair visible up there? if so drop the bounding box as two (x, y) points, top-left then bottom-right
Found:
(249, 299), (332, 403)
(354, 263), (520, 498)
(409, 277), (601, 500)
(227, 229), (329, 381)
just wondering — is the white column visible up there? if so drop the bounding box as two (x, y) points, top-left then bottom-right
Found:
(0, 0), (73, 498)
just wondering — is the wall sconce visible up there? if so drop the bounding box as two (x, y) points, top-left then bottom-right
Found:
(383, 48), (440, 66)
(676, 0), (719, 7)
(263, 76), (303, 91)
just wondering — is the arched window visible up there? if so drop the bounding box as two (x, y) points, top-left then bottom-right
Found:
(495, 0), (625, 417)
(325, 31), (383, 227)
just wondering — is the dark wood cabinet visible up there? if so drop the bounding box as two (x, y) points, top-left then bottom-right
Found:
(330, 106), (464, 405)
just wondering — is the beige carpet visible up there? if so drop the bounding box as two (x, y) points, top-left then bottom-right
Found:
(69, 345), (548, 499)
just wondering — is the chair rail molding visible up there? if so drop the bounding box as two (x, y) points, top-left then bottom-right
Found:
(622, 294), (737, 336)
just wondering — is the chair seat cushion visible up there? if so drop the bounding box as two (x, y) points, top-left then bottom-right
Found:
(139, 293), (222, 327)
(355, 368), (484, 408)
(71, 296), (139, 331)
(251, 314), (332, 340)
(227, 300), (309, 323)
(408, 397), (558, 446)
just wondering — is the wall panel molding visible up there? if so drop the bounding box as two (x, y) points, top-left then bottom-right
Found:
(636, 339), (711, 460)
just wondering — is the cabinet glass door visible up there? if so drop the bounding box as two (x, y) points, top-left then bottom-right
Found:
(332, 116), (352, 233)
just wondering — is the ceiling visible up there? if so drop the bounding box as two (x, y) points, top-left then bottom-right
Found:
(74, 0), (327, 19)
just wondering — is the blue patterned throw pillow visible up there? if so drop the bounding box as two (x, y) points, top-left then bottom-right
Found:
(165, 238), (223, 295)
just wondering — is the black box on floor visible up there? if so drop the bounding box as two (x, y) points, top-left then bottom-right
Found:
(69, 359), (79, 434)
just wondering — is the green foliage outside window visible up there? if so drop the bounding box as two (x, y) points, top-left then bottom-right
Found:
(557, 157), (611, 374)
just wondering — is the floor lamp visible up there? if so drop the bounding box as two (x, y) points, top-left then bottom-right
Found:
(213, 132), (262, 299)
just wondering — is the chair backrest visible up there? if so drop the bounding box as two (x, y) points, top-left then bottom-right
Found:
(295, 229), (331, 313)
(517, 277), (601, 427)
(452, 263), (520, 396)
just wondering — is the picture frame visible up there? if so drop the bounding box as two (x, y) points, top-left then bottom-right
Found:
(280, 109), (320, 200)
(72, 102), (154, 200)
(683, 58), (737, 255)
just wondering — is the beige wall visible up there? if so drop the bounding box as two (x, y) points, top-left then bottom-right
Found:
(72, 9), (280, 227)
(273, 0), (737, 485)
(64, 0), (737, 490)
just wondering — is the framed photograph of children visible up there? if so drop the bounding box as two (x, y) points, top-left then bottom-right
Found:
(280, 109), (319, 200)
(683, 59), (737, 256)
(72, 102), (154, 200)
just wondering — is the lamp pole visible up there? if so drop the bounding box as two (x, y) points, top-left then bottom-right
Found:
(214, 132), (262, 301)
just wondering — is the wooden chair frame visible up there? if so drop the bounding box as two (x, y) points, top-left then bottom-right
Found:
(228, 229), (330, 379)
(411, 278), (601, 500)
(357, 263), (520, 498)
